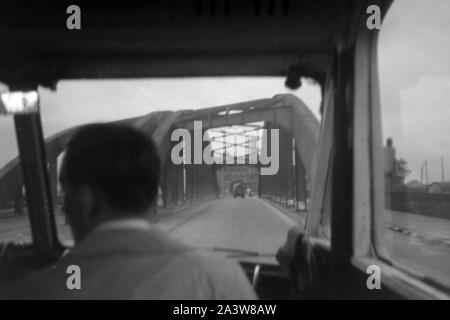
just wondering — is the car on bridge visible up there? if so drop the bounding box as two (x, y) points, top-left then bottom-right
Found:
(233, 183), (246, 199)
(0, 0), (449, 301)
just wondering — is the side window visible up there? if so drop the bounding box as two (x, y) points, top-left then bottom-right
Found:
(379, 0), (450, 287)
(0, 87), (73, 246)
(0, 85), (32, 244)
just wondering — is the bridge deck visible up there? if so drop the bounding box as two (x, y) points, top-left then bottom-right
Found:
(156, 198), (299, 265)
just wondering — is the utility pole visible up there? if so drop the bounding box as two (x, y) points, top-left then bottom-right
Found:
(420, 161), (429, 185)
(420, 163), (423, 185)
(442, 157), (445, 183)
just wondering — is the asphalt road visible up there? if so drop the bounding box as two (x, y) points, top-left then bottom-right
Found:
(155, 198), (298, 265)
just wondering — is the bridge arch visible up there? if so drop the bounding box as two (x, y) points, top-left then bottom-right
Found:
(0, 94), (319, 215)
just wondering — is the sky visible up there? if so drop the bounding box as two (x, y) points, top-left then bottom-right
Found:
(378, 0), (450, 183)
(0, 77), (322, 168)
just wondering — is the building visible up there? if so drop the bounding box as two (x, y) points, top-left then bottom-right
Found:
(404, 180), (428, 193)
(428, 182), (450, 194)
(215, 153), (260, 197)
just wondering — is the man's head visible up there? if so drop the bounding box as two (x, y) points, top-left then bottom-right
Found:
(60, 123), (160, 242)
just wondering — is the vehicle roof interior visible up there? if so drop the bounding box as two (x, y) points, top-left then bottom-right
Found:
(0, 0), (359, 90)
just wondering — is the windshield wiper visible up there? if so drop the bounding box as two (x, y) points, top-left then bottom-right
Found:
(207, 246), (275, 258)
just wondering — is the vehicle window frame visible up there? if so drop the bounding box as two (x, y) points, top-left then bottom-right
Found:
(305, 74), (334, 240)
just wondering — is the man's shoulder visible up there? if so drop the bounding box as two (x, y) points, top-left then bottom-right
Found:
(69, 226), (191, 257)
(13, 230), (257, 299)
(168, 251), (257, 300)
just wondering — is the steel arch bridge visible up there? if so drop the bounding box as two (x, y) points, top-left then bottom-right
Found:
(0, 93), (319, 215)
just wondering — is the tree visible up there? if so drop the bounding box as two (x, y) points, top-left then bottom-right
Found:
(391, 158), (411, 191)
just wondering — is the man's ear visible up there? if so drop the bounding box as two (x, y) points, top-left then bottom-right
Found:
(77, 184), (97, 222)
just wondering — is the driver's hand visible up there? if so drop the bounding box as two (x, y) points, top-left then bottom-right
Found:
(276, 225), (304, 272)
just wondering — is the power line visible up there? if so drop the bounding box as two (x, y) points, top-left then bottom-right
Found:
(124, 80), (156, 109)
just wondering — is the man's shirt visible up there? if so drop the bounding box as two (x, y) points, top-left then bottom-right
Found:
(15, 219), (257, 300)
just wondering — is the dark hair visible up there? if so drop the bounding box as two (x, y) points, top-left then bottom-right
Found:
(60, 123), (160, 214)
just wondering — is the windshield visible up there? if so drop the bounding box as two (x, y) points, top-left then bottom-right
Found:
(0, 77), (321, 264)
